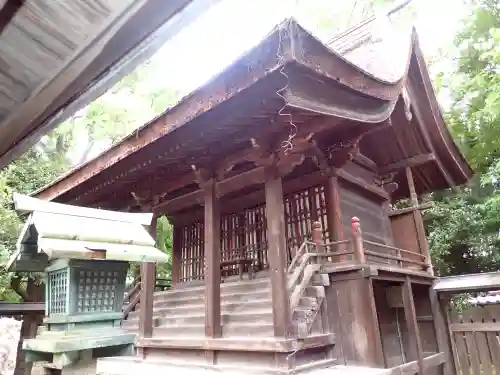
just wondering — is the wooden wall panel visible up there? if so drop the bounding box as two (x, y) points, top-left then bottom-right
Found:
(390, 212), (424, 266)
(329, 277), (383, 367)
(390, 213), (420, 254)
(373, 281), (405, 367)
(339, 184), (388, 244)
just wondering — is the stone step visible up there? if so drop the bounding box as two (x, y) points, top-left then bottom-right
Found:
(153, 289), (271, 309)
(153, 322), (274, 337)
(126, 297), (273, 321)
(97, 355), (339, 375)
(154, 278), (270, 300)
(153, 287), (271, 304)
(156, 309), (273, 326)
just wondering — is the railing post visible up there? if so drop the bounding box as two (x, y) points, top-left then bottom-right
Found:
(312, 221), (323, 249)
(351, 217), (366, 263)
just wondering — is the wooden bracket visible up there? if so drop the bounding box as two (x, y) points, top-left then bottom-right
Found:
(215, 138), (276, 180)
(130, 191), (159, 211)
(308, 140), (336, 177)
(375, 172), (399, 195)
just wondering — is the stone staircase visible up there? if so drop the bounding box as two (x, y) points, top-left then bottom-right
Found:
(112, 244), (336, 374)
(123, 273), (329, 339)
(122, 276), (275, 337)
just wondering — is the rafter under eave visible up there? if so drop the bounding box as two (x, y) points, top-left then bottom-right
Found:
(379, 153), (436, 174)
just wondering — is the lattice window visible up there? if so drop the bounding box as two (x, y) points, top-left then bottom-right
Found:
(49, 269), (68, 315)
(244, 205), (268, 270)
(220, 205), (268, 277)
(284, 185), (329, 262)
(175, 185), (331, 282)
(75, 269), (121, 314)
(179, 220), (204, 282)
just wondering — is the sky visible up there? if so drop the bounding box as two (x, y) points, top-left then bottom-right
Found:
(149, 0), (469, 93)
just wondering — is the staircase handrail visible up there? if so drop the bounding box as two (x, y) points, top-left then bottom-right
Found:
(123, 276), (142, 319)
(124, 278), (141, 303)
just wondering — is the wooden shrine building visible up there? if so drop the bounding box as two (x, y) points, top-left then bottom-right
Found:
(33, 19), (472, 375)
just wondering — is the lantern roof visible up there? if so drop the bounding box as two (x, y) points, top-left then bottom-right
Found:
(6, 193), (168, 272)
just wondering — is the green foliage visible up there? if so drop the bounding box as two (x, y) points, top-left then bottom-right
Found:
(425, 0), (500, 276)
(156, 216), (173, 280)
(0, 55), (179, 301)
(0, 148), (69, 301)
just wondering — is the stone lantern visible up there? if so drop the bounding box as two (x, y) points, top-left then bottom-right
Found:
(6, 193), (168, 374)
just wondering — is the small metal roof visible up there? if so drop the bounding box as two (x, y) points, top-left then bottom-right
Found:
(433, 272), (500, 294)
(6, 193), (168, 272)
(469, 291), (500, 305)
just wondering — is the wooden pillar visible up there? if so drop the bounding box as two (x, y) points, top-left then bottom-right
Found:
(203, 179), (221, 338)
(264, 166), (292, 338)
(139, 216), (158, 339)
(405, 167), (433, 275)
(402, 277), (424, 374)
(429, 288), (455, 375)
(324, 172), (343, 242)
(172, 224), (181, 285)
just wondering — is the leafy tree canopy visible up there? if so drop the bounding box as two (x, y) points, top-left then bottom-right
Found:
(425, 0), (500, 276)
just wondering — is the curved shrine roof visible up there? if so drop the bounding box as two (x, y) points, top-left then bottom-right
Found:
(34, 18), (472, 208)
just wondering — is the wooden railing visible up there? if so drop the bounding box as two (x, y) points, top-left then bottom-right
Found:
(351, 216), (430, 272)
(123, 277), (141, 319)
(122, 276), (172, 319)
(287, 241), (319, 311)
(363, 241), (428, 269)
(303, 217), (430, 273)
(287, 235), (353, 311)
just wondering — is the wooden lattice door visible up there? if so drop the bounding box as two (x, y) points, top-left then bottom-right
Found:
(284, 185), (329, 263)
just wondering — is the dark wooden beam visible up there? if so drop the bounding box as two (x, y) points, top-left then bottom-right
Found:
(153, 167), (266, 214)
(0, 0), (24, 34)
(172, 225), (181, 285)
(264, 167), (291, 338)
(203, 179), (221, 338)
(402, 277), (424, 375)
(325, 173), (344, 242)
(337, 168), (389, 200)
(388, 201), (432, 217)
(379, 153), (436, 174)
(350, 151), (378, 173)
(170, 170), (330, 225)
(406, 167), (433, 275)
(157, 161), (390, 217)
(139, 216), (157, 339)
